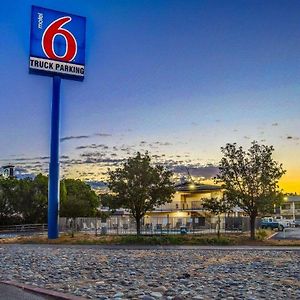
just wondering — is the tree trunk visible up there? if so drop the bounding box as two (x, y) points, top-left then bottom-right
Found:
(217, 215), (221, 239)
(71, 217), (75, 238)
(250, 214), (256, 240)
(95, 217), (98, 236)
(136, 217), (141, 236)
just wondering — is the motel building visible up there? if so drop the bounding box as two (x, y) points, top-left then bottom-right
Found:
(279, 196), (300, 220)
(143, 181), (224, 231)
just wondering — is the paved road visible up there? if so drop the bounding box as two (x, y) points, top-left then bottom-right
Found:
(0, 283), (51, 300)
(273, 227), (300, 240)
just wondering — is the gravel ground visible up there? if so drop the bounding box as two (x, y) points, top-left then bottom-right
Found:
(0, 245), (299, 300)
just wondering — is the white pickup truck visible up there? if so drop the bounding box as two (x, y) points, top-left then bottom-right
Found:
(261, 216), (293, 231)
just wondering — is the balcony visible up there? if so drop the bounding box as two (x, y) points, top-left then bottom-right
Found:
(153, 201), (204, 212)
(280, 208), (300, 216)
(280, 209), (293, 215)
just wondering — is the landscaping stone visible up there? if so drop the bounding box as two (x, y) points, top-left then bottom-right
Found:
(150, 292), (163, 298)
(0, 246), (299, 299)
(153, 286), (167, 294)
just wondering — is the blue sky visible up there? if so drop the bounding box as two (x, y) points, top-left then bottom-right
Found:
(1, 0), (300, 191)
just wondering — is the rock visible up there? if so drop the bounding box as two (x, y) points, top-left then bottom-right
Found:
(0, 247), (298, 300)
(150, 292), (163, 298)
(177, 273), (191, 279)
(153, 286), (167, 294)
(141, 296), (156, 300)
(114, 292), (124, 298)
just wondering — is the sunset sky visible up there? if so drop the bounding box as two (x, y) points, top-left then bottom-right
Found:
(1, 0), (300, 192)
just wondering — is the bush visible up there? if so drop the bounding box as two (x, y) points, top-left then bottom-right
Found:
(117, 235), (232, 245)
(256, 229), (268, 240)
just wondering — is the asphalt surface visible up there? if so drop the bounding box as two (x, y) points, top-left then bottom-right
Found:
(0, 283), (51, 300)
(273, 227), (300, 240)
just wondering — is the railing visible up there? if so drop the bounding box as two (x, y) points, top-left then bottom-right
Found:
(0, 223), (47, 233)
(59, 216), (260, 235)
(153, 201), (204, 211)
(280, 209), (293, 214)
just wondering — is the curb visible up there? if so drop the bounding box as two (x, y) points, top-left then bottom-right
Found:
(267, 231), (279, 240)
(0, 281), (87, 300)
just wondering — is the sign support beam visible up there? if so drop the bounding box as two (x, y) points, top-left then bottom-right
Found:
(29, 6), (86, 239)
(48, 75), (61, 239)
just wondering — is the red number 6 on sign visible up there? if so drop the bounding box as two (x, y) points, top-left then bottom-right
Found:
(42, 16), (77, 62)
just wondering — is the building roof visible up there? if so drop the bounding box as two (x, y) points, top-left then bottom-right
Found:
(287, 196), (300, 202)
(175, 181), (222, 193)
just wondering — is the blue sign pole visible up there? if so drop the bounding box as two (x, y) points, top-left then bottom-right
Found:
(29, 6), (86, 239)
(48, 75), (61, 239)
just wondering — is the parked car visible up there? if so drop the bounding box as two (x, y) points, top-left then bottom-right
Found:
(273, 216), (294, 227)
(295, 220), (300, 228)
(261, 217), (291, 231)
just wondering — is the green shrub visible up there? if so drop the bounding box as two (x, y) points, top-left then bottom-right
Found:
(192, 236), (231, 245)
(117, 235), (232, 245)
(256, 229), (268, 240)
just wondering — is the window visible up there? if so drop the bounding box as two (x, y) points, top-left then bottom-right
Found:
(282, 204), (291, 210)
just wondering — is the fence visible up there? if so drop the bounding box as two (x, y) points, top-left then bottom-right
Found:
(59, 216), (262, 235)
(225, 217), (261, 232)
(0, 217), (262, 237)
(0, 223), (47, 236)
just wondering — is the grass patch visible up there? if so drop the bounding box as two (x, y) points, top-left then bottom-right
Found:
(1, 233), (234, 246)
(1, 230), (300, 246)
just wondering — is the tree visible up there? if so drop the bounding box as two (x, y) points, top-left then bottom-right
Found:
(100, 193), (123, 211)
(202, 197), (233, 238)
(0, 177), (19, 225)
(15, 174), (48, 224)
(60, 179), (99, 237)
(217, 141), (285, 239)
(107, 152), (175, 235)
(0, 175), (48, 225)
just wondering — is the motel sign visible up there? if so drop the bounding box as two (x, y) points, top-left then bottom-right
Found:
(29, 6), (86, 80)
(29, 6), (86, 239)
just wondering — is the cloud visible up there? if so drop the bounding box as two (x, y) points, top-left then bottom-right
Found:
(272, 123), (279, 126)
(60, 135), (91, 142)
(94, 133), (112, 137)
(82, 157), (125, 164)
(14, 167), (29, 173)
(166, 165), (219, 179)
(76, 144), (109, 150)
(153, 141), (172, 146)
(80, 151), (105, 158)
(281, 135), (300, 141)
(60, 155), (69, 159)
(61, 132), (112, 143)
